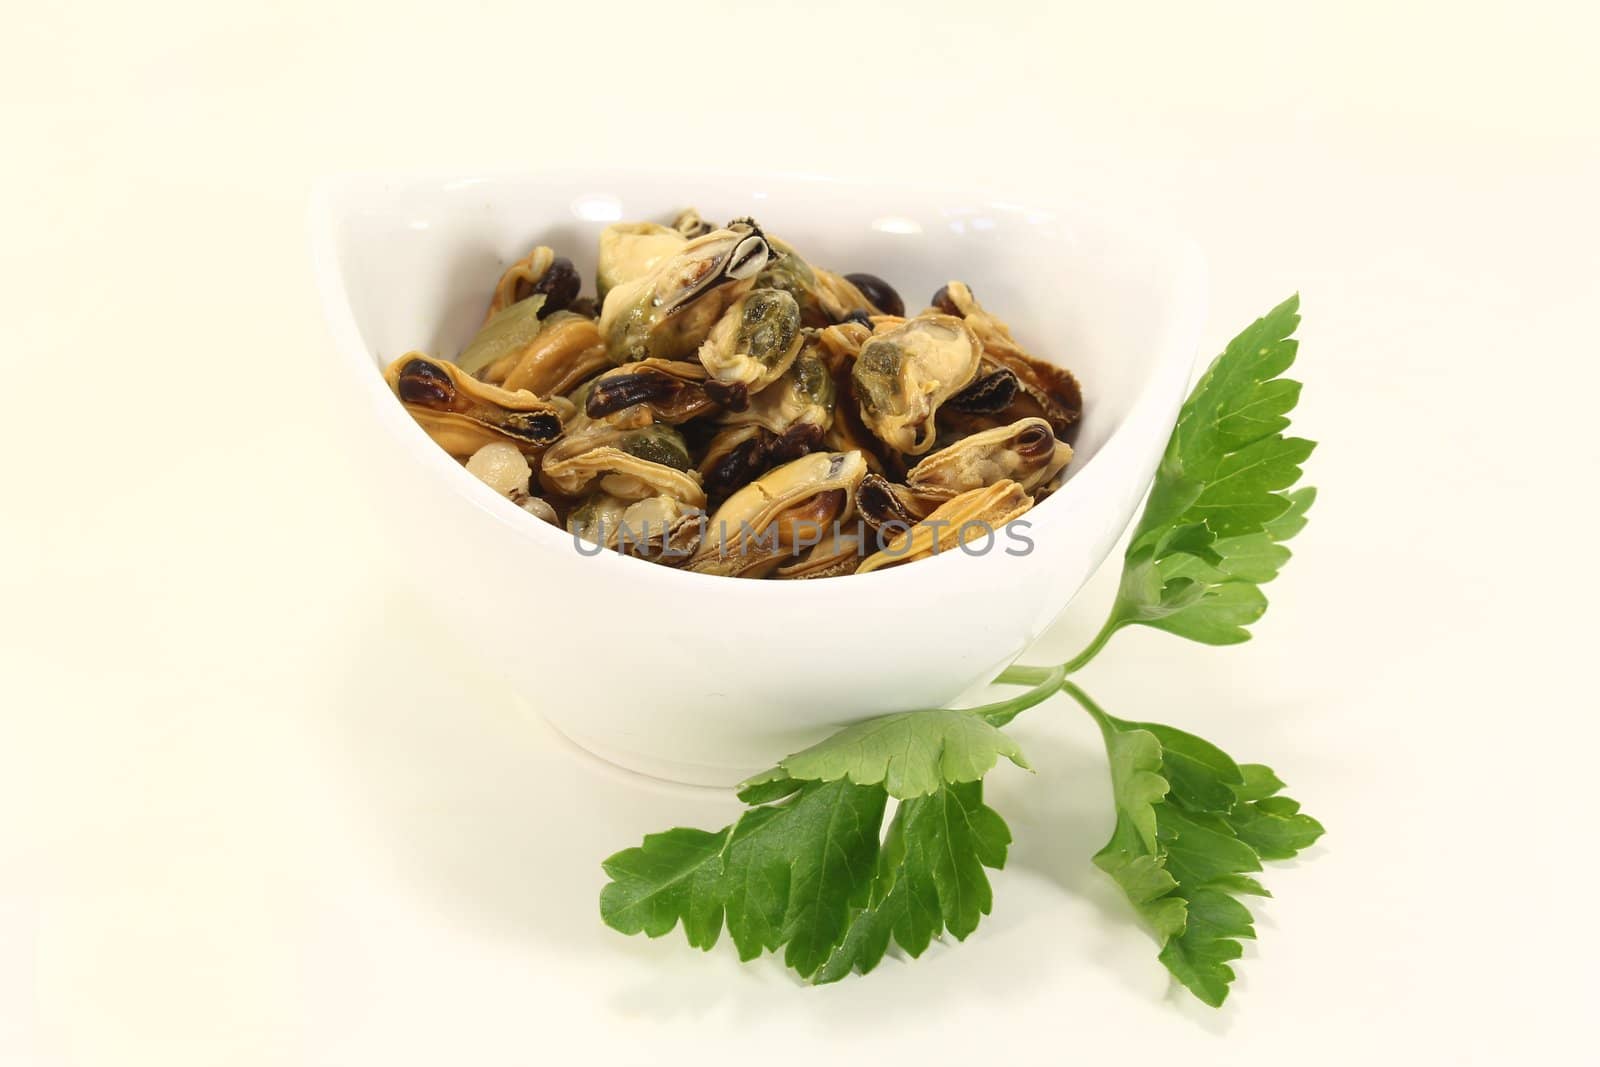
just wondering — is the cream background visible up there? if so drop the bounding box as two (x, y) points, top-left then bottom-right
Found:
(2, 1), (1596, 1063)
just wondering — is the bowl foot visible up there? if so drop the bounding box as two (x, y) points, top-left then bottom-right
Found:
(521, 697), (762, 789)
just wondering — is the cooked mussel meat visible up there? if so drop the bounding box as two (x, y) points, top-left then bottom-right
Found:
(699, 346), (835, 501)
(775, 527), (867, 580)
(566, 490), (627, 546)
(945, 368), (1020, 415)
(856, 417), (1071, 529)
(851, 314), (982, 455)
(689, 451), (866, 578)
(906, 417), (1072, 500)
(600, 220), (771, 363)
(671, 208), (715, 239)
(568, 491), (703, 562)
(696, 287), (804, 391)
(386, 354), (565, 457)
(597, 222), (688, 303)
(755, 236), (885, 326)
(539, 421), (705, 506)
(857, 480), (1033, 574)
(583, 359), (735, 425)
(811, 320), (872, 369)
(855, 473), (920, 533)
(930, 281), (1083, 434)
(472, 311), (610, 397)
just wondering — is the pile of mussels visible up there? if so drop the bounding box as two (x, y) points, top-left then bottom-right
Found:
(386, 210), (1083, 579)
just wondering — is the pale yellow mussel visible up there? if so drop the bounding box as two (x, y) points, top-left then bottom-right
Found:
(465, 309), (610, 397)
(696, 287), (805, 392)
(851, 314), (983, 455)
(539, 421), (706, 508)
(806, 321), (897, 476)
(857, 480), (1034, 574)
(664, 210), (900, 327)
(857, 417), (1072, 530)
(567, 491), (703, 563)
(385, 353), (566, 458)
(670, 208), (715, 239)
(810, 319), (873, 367)
(774, 526), (868, 580)
(699, 345), (835, 502)
(582, 358), (739, 425)
(931, 281), (1083, 436)
(556, 377), (652, 436)
(689, 451), (867, 578)
(756, 235), (882, 326)
(599, 220), (772, 363)
(908, 417), (1071, 498)
(597, 222), (689, 303)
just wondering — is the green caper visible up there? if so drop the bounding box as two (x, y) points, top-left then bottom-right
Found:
(619, 426), (691, 471)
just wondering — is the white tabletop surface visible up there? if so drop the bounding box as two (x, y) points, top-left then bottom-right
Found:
(3, 2), (1597, 1063)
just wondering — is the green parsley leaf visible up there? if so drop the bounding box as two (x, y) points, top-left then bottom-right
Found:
(1074, 684), (1325, 1006)
(1137, 294), (1310, 540)
(752, 708), (1032, 800)
(1158, 888), (1257, 1006)
(600, 778), (888, 979)
(815, 780), (1011, 982)
(1109, 295), (1316, 645)
(596, 825), (729, 948)
(603, 709), (1030, 980)
(1224, 793), (1326, 862)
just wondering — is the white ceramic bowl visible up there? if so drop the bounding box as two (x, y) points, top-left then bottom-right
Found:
(310, 171), (1207, 784)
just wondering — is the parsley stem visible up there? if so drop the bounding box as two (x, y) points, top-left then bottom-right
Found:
(983, 615), (1122, 727)
(1059, 617), (1119, 675)
(992, 614), (1120, 703)
(966, 663), (1067, 726)
(993, 615), (1120, 690)
(1060, 680), (1114, 734)
(994, 664), (1056, 686)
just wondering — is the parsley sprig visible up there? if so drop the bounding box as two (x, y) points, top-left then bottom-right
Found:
(600, 296), (1322, 1006)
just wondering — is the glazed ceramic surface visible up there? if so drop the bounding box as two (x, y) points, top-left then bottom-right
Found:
(310, 170), (1207, 783)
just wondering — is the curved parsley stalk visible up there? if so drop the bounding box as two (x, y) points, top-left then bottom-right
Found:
(599, 296), (1323, 1006)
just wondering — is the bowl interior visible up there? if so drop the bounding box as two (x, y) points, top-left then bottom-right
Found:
(316, 170), (1204, 493)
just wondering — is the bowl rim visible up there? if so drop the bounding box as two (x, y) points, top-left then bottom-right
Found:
(308, 168), (1209, 599)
